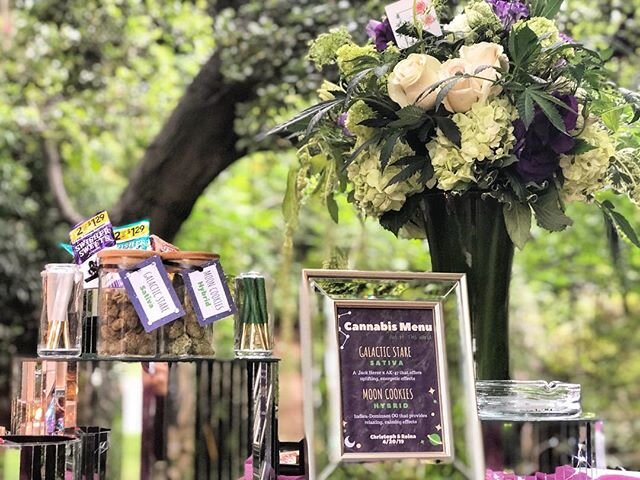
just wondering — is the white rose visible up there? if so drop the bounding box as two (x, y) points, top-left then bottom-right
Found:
(459, 42), (508, 72)
(443, 42), (507, 113)
(387, 54), (443, 110)
(440, 59), (479, 113)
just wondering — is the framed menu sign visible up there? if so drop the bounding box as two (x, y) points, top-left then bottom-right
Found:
(300, 270), (484, 479)
(335, 300), (452, 461)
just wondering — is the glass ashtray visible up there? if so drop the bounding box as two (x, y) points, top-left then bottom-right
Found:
(476, 380), (582, 420)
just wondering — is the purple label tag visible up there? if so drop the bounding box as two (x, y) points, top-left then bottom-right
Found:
(182, 260), (237, 326)
(119, 256), (185, 332)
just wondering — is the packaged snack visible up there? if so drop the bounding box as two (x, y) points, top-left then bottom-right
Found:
(150, 235), (179, 253)
(58, 243), (74, 257)
(114, 219), (151, 250)
(69, 211), (116, 289)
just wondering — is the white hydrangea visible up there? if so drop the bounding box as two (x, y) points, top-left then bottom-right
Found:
(347, 141), (425, 217)
(427, 96), (517, 191)
(345, 101), (375, 141)
(560, 121), (615, 202)
(445, 13), (471, 34)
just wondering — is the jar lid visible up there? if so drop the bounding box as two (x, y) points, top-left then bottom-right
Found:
(43, 263), (80, 272)
(161, 251), (220, 262)
(97, 249), (155, 261)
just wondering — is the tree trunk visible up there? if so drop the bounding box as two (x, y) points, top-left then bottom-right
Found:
(110, 53), (254, 240)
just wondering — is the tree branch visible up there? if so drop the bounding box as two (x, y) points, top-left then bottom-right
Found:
(110, 53), (256, 240)
(43, 138), (84, 226)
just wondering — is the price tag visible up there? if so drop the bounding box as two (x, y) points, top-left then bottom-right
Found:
(385, 0), (442, 49)
(119, 256), (185, 332)
(114, 219), (151, 250)
(70, 210), (111, 243)
(182, 260), (236, 326)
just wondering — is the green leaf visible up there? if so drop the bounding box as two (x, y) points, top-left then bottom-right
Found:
(302, 102), (341, 141)
(601, 109), (621, 133)
(509, 26), (540, 67)
(529, 91), (567, 133)
(427, 433), (442, 446)
(516, 91), (536, 129)
(282, 167), (300, 228)
(327, 194), (339, 223)
(359, 117), (393, 128)
(524, 92), (535, 129)
(435, 117), (462, 148)
(380, 131), (403, 170)
(346, 67), (375, 101)
(531, 186), (573, 231)
(417, 120), (435, 143)
(393, 155), (425, 166)
(541, 0), (565, 19)
(262, 99), (342, 139)
(601, 200), (640, 248)
(503, 201), (532, 249)
(503, 170), (529, 202)
(419, 161), (435, 185)
(379, 194), (422, 236)
(347, 136), (379, 169)
(570, 138), (597, 155)
(386, 161), (424, 187)
(415, 75), (459, 105)
(388, 105), (426, 128)
(363, 97), (398, 119)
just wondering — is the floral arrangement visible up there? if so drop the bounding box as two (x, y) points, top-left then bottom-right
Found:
(270, 0), (640, 248)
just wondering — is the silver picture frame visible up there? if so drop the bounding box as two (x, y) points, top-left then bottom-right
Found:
(300, 269), (484, 480)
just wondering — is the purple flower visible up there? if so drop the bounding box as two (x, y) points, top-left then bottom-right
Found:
(559, 31), (574, 43)
(514, 94), (579, 182)
(485, 0), (529, 30)
(337, 112), (353, 137)
(366, 18), (395, 52)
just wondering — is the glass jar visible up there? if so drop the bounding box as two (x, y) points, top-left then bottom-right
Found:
(158, 252), (220, 358)
(97, 250), (157, 357)
(234, 272), (273, 357)
(37, 264), (83, 357)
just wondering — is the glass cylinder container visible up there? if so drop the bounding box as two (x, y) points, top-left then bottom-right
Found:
(476, 380), (582, 420)
(38, 264), (83, 357)
(97, 250), (157, 357)
(159, 252), (219, 358)
(234, 272), (273, 357)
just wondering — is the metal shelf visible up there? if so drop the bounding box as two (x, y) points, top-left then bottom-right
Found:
(17, 355), (279, 363)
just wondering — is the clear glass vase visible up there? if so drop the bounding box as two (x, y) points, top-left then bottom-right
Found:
(476, 380), (582, 420)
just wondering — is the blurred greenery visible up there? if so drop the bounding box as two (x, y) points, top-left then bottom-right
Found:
(0, 0), (639, 476)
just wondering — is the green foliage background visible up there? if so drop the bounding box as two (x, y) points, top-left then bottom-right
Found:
(0, 0), (639, 475)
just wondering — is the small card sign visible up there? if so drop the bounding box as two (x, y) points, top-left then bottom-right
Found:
(385, 0), (442, 49)
(335, 300), (452, 461)
(119, 255), (184, 332)
(182, 260), (236, 326)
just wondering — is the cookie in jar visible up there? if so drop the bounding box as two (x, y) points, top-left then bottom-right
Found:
(158, 252), (221, 358)
(97, 250), (158, 357)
